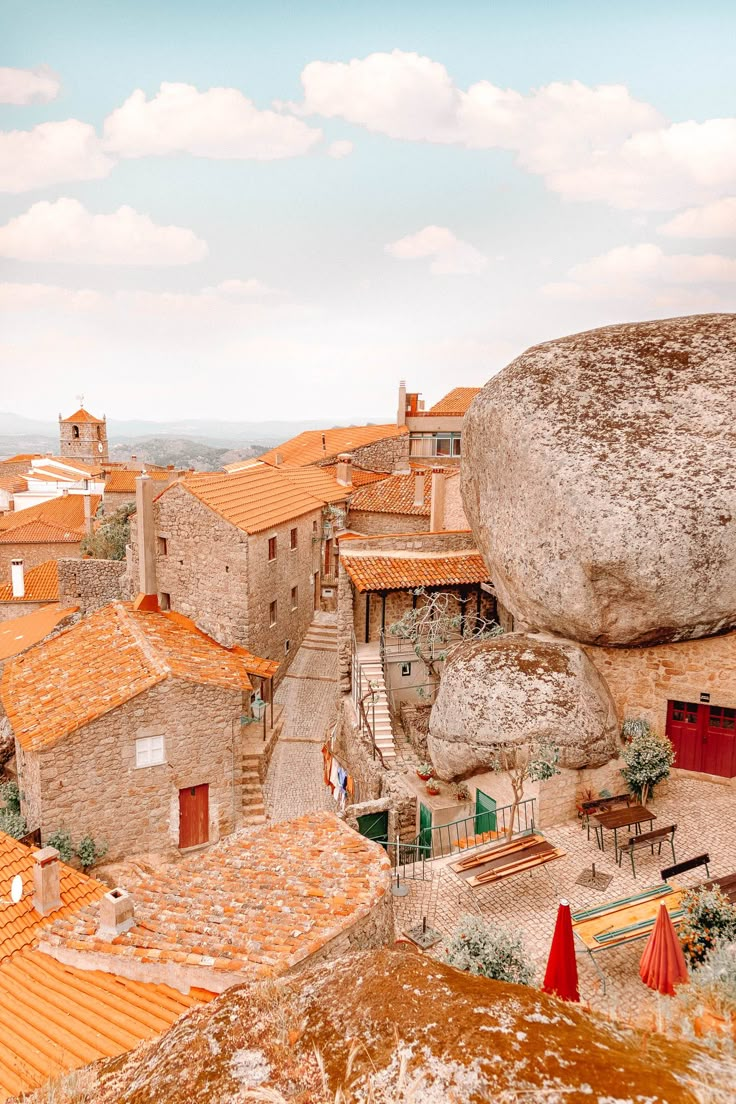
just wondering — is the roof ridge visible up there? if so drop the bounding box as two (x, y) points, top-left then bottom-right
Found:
(114, 603), (171, 681)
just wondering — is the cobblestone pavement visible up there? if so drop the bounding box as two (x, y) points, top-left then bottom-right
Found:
(263, 615), (339, 822)
(392, 776), (736, 1027)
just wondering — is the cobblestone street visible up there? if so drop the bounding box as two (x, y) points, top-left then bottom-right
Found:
(263, 614), (339, 822)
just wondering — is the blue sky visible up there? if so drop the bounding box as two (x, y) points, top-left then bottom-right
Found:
(1, 0), (734, 422)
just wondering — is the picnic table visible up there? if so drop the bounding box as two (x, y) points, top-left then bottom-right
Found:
(701, 872), (736, 904)
(450, 832), (565, 887)
(593, 804), (656, 859)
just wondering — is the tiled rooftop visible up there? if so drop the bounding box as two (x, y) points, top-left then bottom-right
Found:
(41, 811), (390, 984)
(59, 407), (104, 424)
(181, 461), (330, 534)
(0, 833), (106, 964)
(276, 464), (350, 504)
(424, 386), (481, 416)
(105, 468), (173, 495)
(322, 464), (390, 488)
(0, 560), (59, 604)
(0, 494), (101, 545)
(259, 424), (407, 468)
(0, 476), (27, 494)
(1, 602), (253, 752)
(341, 550), (489, 592)
(349, 468), (459, 517)
(0, 605), (79, 662)
(232, 646), (280, 679)
(0, 949), (214, 1103)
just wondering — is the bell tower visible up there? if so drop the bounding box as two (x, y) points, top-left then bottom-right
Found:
(59, 398), (109, 464)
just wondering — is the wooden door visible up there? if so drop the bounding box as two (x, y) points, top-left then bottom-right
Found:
(178, 784), (209, 849)
(418, 802), (432, 858)
(666, 700), (736, 778)
(666, 699), (702, 771)
(703, 705), (736, 777)
(357, 811), (389, 850)
(474, 789), (497, 835)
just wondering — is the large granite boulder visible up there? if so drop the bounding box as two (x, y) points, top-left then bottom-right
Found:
(428, 634), (620, 779)
(462, 314), (736, 645)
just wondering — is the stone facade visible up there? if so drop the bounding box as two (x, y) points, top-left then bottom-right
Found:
(318, 434), (408, 474)
(17, 678), (247, 862)
(0, 540), (82, 577)
(57, 558), (127, 615)
(0, 600), (49, 623)
(59, 410), (109, 465)
(348, 510), (430, 536)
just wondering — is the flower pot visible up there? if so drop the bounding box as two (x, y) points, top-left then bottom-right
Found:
(416, 772), (432, 782)
(425, 786), (440, 797)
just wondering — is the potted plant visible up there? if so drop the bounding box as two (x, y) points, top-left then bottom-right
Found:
(454, 782), (470, 803)
(416, 761), (433, 782)
(425, 779), (441, 797)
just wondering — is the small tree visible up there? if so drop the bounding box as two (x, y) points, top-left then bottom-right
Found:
(46, 829), (74, 864)
(80, 502), (134, 560)
(490, 740), (561, 839)
(620, 719), (674, 805)
(0, 781), (25, 838)
(445, 914), (535, 985)
(76, 835), (108, 872)
(679, 886), (736, 968)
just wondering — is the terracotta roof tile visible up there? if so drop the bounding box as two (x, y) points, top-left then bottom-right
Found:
(0, 455), (41, 465)
(341, 550), (489, 592)
(349, 469), (458, 517)
(231, 647), (280, 679)
(1, 603), (253, 752)
(0, 476), (27, 494)
(0, 494), (100, 544)
(275, 465), (349, 504)
(0, 561), (58, 603)
(104, 469), (172, 495)
(424, 387), (481, 416)
(322, 465), (390, 488)
(182, 462), (327, 534)
(0, 605), (79, 662)
(259, 424), (407, 468)
(59, 408), (104, 424)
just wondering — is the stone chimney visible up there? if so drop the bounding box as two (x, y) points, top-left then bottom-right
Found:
(33, 847), (61, 916)
(336, 453), (353, 487)
(397, 379), (407, 426)
(273, 452), (283, 467)
(83, 493), (93, 536)
(135, 474), (158, 606)
(413, 471), (425, 508)
(10, 559), (24, 599)
(321, 433), (327, 452)
(97, 887), (135, 937)
(430, 468), (446, 532)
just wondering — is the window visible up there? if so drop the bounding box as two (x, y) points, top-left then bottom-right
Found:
(401, 661), (412, 677)
(268, 536), (277, 561)
(157, 536), (168, 556)
(285, 639), (290, 654)
(290, 527), (298, 550)
(136, 734), (165, 768)
(160, 591), (171, 611)
(313, 520), (318, 534)
(72, 425), (80, 439)
(291, 585), (298, 609)
(269, 600), (277, 626)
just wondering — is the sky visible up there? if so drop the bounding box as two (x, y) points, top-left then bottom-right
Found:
(1, 0), (735, 423)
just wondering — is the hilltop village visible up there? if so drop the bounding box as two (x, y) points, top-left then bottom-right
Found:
(1, 315), (736, 1103)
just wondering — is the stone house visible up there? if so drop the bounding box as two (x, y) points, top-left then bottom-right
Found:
(347, 467), (467, 534)
(1, 601), (256, 861)
(398, 382), (480, 466)
(102, 467), (178, 514)
(255, 422), (409, 473)
(0, 560), (59, 623)
(11, 456), (105, 513)
(0, 493), (100, 576)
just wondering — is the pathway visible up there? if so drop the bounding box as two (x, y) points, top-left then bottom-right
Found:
(263, 613), (339, 822)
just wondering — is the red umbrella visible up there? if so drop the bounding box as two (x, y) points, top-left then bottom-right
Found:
(543, 899), (580, 1002)
(639, 901), (688, 996)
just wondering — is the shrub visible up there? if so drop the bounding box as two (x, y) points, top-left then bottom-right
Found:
(445, 914), (535, 985)
(80, 503), (134, 561)
(688, 938), (736, 1019)
(46, 830), (74, 864)
(679, 885), (736, 968)
(0, 808), (27, 839)
(620, 719), (674, 804)
(0, 780), (21, 814)
(76, 835), (108, 871)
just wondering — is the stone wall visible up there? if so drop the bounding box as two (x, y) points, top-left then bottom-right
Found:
(0, 540), (82, 576)
(0, 601), (48, 623)
(102, 491), (137, 514)
(57, 558), (127, 615)
(286, 873), (393, 971)
(443, 477), (468, 530)
(537, 758), (628, 828)
(341, 531), (474, 555)
(18, 678), (246, 862)
(348, 510), (430, 536)
(319, 434), (408, 474)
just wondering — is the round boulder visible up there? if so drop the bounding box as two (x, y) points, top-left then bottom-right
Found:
(462, 314), (736, 645)
(427, 634), (620, 780)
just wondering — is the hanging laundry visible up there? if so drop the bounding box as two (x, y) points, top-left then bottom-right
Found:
(329, 756), (341, 795)
(322, 744), (333, 787)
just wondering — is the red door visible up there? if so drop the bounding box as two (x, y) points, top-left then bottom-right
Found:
(666, 700), (701, 771)
(704, 706), (736, 777)
(178, 784), (209, 848)
(666, 700), (736, 778)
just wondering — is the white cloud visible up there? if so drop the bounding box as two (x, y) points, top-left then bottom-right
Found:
(0, 198), (208, 265)
(386, 225), (487, 275)
(327, 139), (354, 159)
(298, 50), (736, 211)
(0, 65), (60, 104)
(103, 82), (323, 160)
(659, 196), (736, 238)
(0, 120), (114, 193)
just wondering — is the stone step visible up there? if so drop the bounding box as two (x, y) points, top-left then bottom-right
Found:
(242, 814), (267, 826)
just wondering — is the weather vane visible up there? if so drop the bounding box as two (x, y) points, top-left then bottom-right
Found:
(76, 392), (85, 408)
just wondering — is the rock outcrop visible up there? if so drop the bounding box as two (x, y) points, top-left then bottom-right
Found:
(462, 314), (736, 645)
(428, 634), (620, 778)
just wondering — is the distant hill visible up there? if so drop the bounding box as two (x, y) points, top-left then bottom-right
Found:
(109, 437), (266, 472)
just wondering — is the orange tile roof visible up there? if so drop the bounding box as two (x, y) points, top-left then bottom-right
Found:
(1, 603), (253, 753)
(104, 469), (172, 495)
(424, 387), (481, 416)
(0, 560), (58, 603)
(0, 949), (214, 1103)
(0, 455), (41, 465)
(341, 550), (489, 592)
(277, 465), (350, 504)
(259, 424), (407, 468)
(0, 494), (100, 544)
(41, 812), (390, 986)
(0, 833), (106, 964)
(182, 462), (327, 534)
(0, 605), (79, 662)
(231, 647), (280, 679)
(59, 407), (104, 424)
(349, 468), (458, 517)
(322, 464), (390, 488)
(0, 476), (27, 494)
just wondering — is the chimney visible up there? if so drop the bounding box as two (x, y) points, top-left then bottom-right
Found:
(430, 468), (446, 532)
(336, 453), (353, 487)
(397, 380), (407, 426)
(11, 559), (24, 599)
(61, 488), (69, 496)
(97, 887), (135, 937)
(321, 433), (327, 452)
(413, 471), (425, 508)
(33, 847), (61, 916)
(273, 451), (283, 467)
(135, 475), (158, 603)
(83, 493), (93, 536)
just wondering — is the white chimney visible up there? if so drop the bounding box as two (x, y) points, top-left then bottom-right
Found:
(33, 847), (61, 916)
(11, 559), (24, 599)
(83, 493), (93, 536)
(336, 453), (353, 487)
(430, 468), (446, 532)
(397, 379), (407, 426)
(413, 471), (425, 508)
(135, 475), (158, 600)
(97, 887), (135, 937)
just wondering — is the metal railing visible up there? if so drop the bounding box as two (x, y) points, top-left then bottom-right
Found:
(358, 690), (386, 768)
(383, 839), (431, 881)
(409, 797), (536, 861)
(351, 631), (387, 766)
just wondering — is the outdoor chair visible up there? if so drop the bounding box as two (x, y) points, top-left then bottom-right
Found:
(618, 824), (676, 878)
(661, 853), (710, 883)
(580, 792), (632, 840)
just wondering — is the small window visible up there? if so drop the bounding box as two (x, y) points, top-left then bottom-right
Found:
(401, 661), (412, 677)
(72, 425), (80, 439)
(157, 536), (168, 556)
(291, 585), (298, 610)
(160, 591), (171, 611)
(285, 639), (290, 654)
(268, 537), (277, 561)
(290, 527), (298, 550)
(269, 600), (277, 626)
(136, 734), (165, 768)
(313, 520), (318, 534)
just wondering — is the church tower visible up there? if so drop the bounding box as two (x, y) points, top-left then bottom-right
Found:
(59, 403), (109, 465)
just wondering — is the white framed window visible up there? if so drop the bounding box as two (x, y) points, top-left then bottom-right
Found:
(136, 734), (165, 768)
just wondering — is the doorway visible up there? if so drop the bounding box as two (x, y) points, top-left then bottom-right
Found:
(418, 801), (432, 858)
(666, 700), (736, 777)
(474, 789), (497, 836)
(178, 783), (209, 849)
(357, 811), (389, 850)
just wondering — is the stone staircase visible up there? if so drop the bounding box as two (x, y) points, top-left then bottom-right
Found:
(300, 616), (338, 652)
(241, 749), (267, 827)
(356, 643), (396, 764)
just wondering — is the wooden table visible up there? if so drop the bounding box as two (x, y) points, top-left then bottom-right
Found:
(450, 832), (565, 887)
(701, 872), (736, 904)
(593, 805), (656, 859)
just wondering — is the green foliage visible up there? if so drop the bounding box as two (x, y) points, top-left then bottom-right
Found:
(620, 720), (674, 803)
(0, 808), (27, 839)
(0, 780), (21, 815)
(445, 914), (535, 985)
(679, 886), (736, 968)
(76, 835), (108, 871)
(526, 742), (561, 784)
(80, 503), (134, 561)
(46, 830), (74, 864)
(687, 938), (736, 1018)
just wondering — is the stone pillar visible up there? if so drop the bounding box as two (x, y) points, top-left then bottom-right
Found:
(430, 469), (446, 531)
(135, 475), (158, 599)
(413, 471), (425, 507)
(33, 847), (61, 916)
(397, 380), (407, 426)
(336, 453), (353, 487)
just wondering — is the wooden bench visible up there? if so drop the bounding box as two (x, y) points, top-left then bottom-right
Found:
(580, 792), (632, 840)
(661, 853), (710, 883)
(618, 824), (676, 877)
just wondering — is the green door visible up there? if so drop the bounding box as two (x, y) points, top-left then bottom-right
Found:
(475, 789), (497, 836)
(418, 802), (432, 858)
(357, 811), (389, 850)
